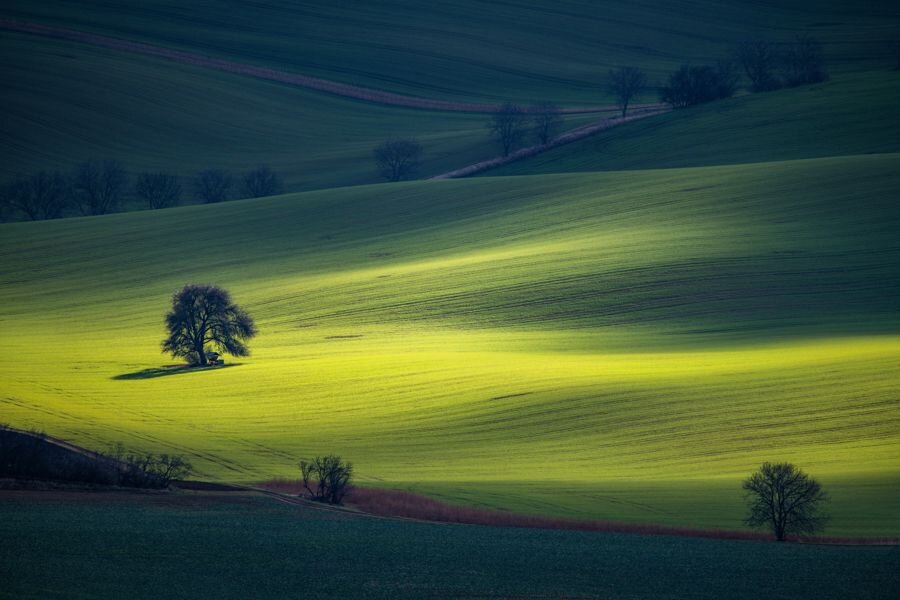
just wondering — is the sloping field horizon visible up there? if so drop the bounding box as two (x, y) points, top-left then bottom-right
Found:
(2, 155), (898, 535)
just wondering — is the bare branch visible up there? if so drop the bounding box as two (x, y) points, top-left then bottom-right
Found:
(373, 138), (424, 182)
(607, 67), (646, 118)
(488, 103), (527, 156)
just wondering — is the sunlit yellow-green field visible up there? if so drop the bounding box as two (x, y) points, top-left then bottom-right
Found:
(2, 154), (899, 535)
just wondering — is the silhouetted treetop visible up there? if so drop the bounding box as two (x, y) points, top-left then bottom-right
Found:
(162, 284), (256, 367)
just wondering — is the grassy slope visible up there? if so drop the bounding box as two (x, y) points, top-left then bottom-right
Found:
(2, 492), (898, 600)
(491, 71), (900, 176)
(5, 1), (899, 104)
(0, 32), (597, 193)
(1, 155), (898, 535)
(3, 1), (897, 206)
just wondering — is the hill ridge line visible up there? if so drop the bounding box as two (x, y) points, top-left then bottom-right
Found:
(0, 18), (665, 114)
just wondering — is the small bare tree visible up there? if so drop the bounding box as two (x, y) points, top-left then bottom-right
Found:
(241, 166), (283, 198)
(193, 169), (232, 203)
(373, 138), (424, 181)
(488, 102), (527, 156)
(736, 39), (781, 92)
(72, 159), (127, 215)
(743, 462), (828, 541)
(108, 443), (192, 488)
(785, 36), (828, 86)
(148, 454), (193, 485)
(299, 455), (353, 504)
(607, 66), (647, 117)
(529, 102), (563, 145)
(135, 172), (181, 209)
(1, 171), (70, 220)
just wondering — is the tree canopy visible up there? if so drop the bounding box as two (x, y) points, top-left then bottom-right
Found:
(162, 284), (257, 366)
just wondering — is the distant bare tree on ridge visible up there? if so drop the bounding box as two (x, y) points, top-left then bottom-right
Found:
(529, 102), (563, 145)
(241, 166), (283, 198)
(135, 172), (181, 209)
(72, 159), (127, 215)
(193, 169), (232, 203)
(488, 102), (527, 156)
(1, 171), (70, 220)
(607, 66), (647, 117)
(373, 138), (424, 181)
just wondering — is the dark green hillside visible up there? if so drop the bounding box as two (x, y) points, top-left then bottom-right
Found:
(490, 72), (900, 176)
(0, 31), (600, 200)
(2, 491), (898, 600)
(1, 32), (585, 195)
(5, 0), (899, 104)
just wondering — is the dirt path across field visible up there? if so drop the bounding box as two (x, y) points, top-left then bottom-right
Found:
(431, 107), (668, 179)
(0, 18), (666, 115)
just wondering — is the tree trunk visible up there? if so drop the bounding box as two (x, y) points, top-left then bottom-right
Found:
(195, 339), (207, 366)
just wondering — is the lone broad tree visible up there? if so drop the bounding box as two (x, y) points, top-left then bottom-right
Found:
(162, 284), (257, 366)
(742, 462), (828, 541)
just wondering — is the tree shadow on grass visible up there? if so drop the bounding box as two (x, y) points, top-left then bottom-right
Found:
(112, 364), (242, 380)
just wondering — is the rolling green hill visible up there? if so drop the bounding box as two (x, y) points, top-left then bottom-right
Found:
(2, 0), (899, 542)
(5, 0), (899, 104)
(4, 1), (899, 208)
(490, 72), (900, 176)
(0, 31), (596, 195)
(2, 154), (898, 535)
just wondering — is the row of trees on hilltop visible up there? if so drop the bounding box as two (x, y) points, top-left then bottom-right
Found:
(657, 36), (828, 108)
(478, 35), (833, 158)
(372, 101), (565, 182)
(4, 35), (884, 217)
(0, 162), (284, 221)
(486, 102), (565, 157)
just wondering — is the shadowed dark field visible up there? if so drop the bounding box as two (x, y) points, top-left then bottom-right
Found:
(262, 480), (900, 545)
(111, 364), (239, 380)
(1, 489), (898, 600)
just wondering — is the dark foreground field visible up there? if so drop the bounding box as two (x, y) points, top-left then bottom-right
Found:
(1, 490), (897, 600)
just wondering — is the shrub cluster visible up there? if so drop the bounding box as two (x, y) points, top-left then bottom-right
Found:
(736, 37), (828, 94)
(106, 442), (193, 488)
(0, 426), (191, 489)
(659, 62), (738, 108)
(299, 454), (353, 504)
(660, 36), (829, 109)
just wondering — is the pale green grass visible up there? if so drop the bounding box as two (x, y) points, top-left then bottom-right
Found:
(1, 155), (899, 534)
